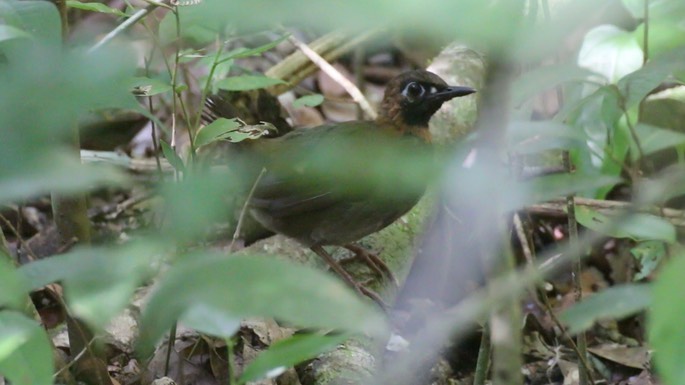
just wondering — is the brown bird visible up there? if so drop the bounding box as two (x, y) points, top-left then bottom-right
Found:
(235, 70), (475, 305)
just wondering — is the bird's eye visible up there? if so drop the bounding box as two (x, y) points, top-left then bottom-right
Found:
(402, 82), (425, 102)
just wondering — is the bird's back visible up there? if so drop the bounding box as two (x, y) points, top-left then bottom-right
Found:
(249, 121), (432, 246)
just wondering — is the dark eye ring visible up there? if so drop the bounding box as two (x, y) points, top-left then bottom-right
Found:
(402, 82), (425, 102)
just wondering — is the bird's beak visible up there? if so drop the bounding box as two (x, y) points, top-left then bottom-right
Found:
(429, 86), (476, 102)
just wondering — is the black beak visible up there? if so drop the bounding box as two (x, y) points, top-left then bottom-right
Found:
(429, 85), (476, 102)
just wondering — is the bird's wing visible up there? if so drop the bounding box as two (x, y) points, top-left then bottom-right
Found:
(249, 121), (406, 219)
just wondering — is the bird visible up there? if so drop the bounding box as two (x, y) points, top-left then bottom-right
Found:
(207, 70), (475, 306)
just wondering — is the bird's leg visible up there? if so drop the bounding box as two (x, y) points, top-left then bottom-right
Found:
(311, 245), (388, 309)
(341, 243), (399, 288)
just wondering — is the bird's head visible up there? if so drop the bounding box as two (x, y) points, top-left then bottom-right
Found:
(378, 70), (475, 131)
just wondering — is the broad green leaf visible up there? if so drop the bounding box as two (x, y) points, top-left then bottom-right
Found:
(617, 47), (685, 108)
(575, 207), (676, 242)
(180, 303), (241, 338)
(239, 333), (349, 384)
(0, 37), (137, 204)
(160, 140), (185, 173)
(633, 123), (685, 157)
(19, 242), (162, 329)
(0, 259), (26, 310)
(138, 253), (387, 355)
(293, 94), (325, 108)
(66, 1), (128, 16)
(512, 63), (597, 105)
(159, 171), (241, 242)
(216, 75), (285, 91)
(507, 120), (586, 154)
(650, 253), (685, 385)
(0, 25), (31, 43)
(129, 76), (173, 96)
(631, 1), (685, 56)
(578, 25), (643, 83)
(0, 161), (127, 205)
(524, 173), (621, 204)
(195, 118), (241, 148)
(0, 0), (61, 46)
(561, 284), (651, 334)
(636, 164), (685, 204)
(0, 311), (52, 385)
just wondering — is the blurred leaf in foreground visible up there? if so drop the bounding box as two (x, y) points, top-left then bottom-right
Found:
(0, 311), (53, 385)
(138, 253), (387, 355)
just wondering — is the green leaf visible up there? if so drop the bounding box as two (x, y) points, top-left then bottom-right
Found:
(524, 173), (621, 204)
(180, 303), (241, 338)
(631, 1), (685, 56)
(649, 253), (685, 385)
(578, 25), (643, 83)
(239, 333), (349, 384)
(508, 120), (586, 154)
(0, 0), (62, 46)
(0, 160), (127, 205)
(128, 76), (173, 96)
(561, 284), (651, 334)
(0, 25), (31, 43)
(159, 172), (239, 242)
(633, 123), (685, 157)
(0, 311), (53, 385)
(631, 241), (666, 281)
(66, 1), (128, 17)
(19, 242), (161, 329)
(216, 75), (285, 91)
(575, 207), (676, 242)
(160, 140), (185, 173)
(512, 63), (597, 105)
(138, 253), (387, 355)
(617, 47), (685, 108)
(293, 94), (325, 108)
(195, 118), (241, 148)
(220, 35), (289, 61)
(0, 259), (27, 310)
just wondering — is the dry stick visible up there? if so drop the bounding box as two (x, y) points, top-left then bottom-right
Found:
(52, 336), (101, 379)
(51, 5), (112, 381)
(266, 31), (350, 94)
(0, 213), (38, 263)
(473, 325), (491, 385)
(0, 217), (45, 324)
(88, 0), (172, 54)
(286, 34), (377, 119)
(562, 151), (590, 385)
(143, 47), (164, 176)
(527, 197), (685, 226)
(512, 214), (599, 384)
(229, 168), (267, 253)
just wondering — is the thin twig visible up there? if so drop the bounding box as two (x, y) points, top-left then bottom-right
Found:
(164, 322), (177, 376)
(562, 150), (590, 385)
(0, 213), (38, 262)
(286, 34), (377, 119)
(88, 0), (171, 53)
(527, 197), (685, 227)
(229, 168), (266, 253)
(513, 214), (598, 384)
(643, 0), (649, 65)
(53, 336), (101, 379)
(473, 325), (491, 385)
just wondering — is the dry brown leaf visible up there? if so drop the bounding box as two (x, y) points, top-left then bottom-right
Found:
(588, 344), (651, 370)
